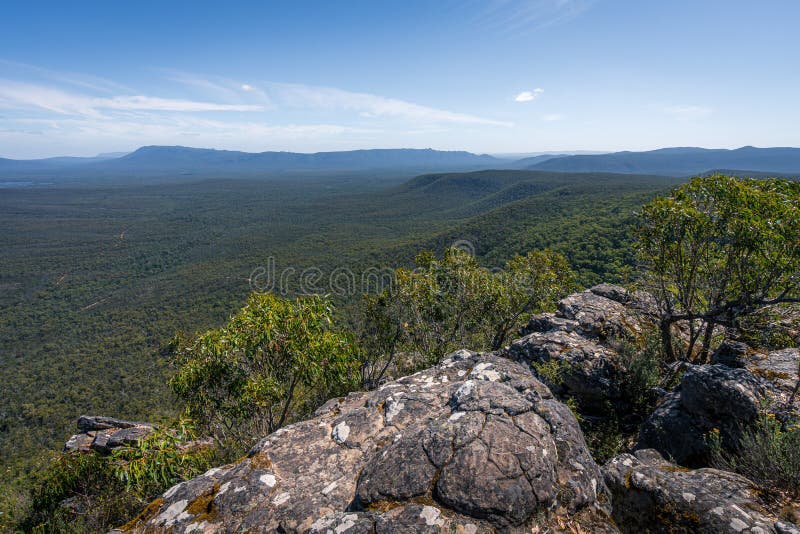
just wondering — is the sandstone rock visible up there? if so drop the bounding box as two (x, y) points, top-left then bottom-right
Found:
(126, 351), (615, 533)
(77, 415), (148, 432)
(589, 283), (633, 304)
(636, 364), (768, 466)
(557, 289), (639, 340)
(520, 284), (655, 340)
(604, 448), (793, 534)
(507, 285), (662, 412)
(65, 415), (153, 454)
(507, 330), (621, 408)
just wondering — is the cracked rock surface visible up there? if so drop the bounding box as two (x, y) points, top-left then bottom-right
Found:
(126, 351), (615, 533)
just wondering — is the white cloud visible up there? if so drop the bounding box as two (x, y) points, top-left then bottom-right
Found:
(515, 88), (544, 102)
(664, 105), (713, 121)
(267, 82), (512, 127)
(0, 80), (263, 116)
(163, 71), (271, 106)
(542, 113), (563, 121)
(102, 95), (262, 112)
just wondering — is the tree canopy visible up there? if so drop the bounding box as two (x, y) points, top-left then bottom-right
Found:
(635, 174), (800, 360)
(169, 293), (357, 444)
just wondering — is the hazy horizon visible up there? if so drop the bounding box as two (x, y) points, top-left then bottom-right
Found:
(7, 144), (800, 162)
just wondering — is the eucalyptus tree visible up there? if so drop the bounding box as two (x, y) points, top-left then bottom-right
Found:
(170, 293), (357, 444)
(636, 174), (800, 361)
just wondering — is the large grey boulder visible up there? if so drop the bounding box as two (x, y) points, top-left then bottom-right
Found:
(126, 351), (616, 533)
(604, 448), (795, 534)
(711, 343), (800, 397)
(636, 364), (768, 466)
(710, 340), (753, 368)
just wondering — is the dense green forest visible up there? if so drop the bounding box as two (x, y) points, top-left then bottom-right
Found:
(0, 169), (683, 498)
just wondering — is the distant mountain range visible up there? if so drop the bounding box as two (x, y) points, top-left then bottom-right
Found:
(524, 146), (800, 176)
(0, 146), (501, 178)
(2, 145), (800, 180)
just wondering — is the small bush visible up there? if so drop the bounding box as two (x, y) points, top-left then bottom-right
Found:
(709, 411), (800, 498)
(738, 304), (800, 350)
(19, 451), (135, 533)
(613, 328), (664, 418)
(111, 419), (219, 497)
(582, 413), (627, 464)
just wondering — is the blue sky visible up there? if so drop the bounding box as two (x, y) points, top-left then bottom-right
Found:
(1, 0), (798, 158)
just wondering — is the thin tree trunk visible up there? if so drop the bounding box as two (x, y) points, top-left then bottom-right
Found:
(698, 320), (716, 363)
(660, 316), (675, 362)
(276, 376), (299, 431)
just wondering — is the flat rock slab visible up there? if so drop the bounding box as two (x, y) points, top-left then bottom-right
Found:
(65, 415), (154, 454)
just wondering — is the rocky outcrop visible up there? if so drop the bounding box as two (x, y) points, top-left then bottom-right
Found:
(64, 415), (154, 454)
(125, 351), (616, 533)
(635, 364), (768, 466)
(109, 284), (799, 533)
(506, 284), (656, 411)
(638, 343), (800, 466)
(604, 448), (795, 534)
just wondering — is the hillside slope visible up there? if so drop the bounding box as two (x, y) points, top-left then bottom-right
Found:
(0, 168), (681, 495)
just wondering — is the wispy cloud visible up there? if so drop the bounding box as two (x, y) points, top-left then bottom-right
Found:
(542, 113), (563, 121)
(164, 70), (271, 106)
(267, 82), (513, 127)
(664, 105), (713, 121)
(165, 73), (507, 127)
(0, 58), (133, 94)
(0, 80), (263, 117)
(475, 0), (594, 35)
(515, 88), (544, 102)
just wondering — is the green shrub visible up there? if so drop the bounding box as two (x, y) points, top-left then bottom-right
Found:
(358, 247), (576, 385)
(582, 412), (626, 464)
(613, 327), (664, 417)
(170, 292), (359, 447)
(709, 411), (800, 497)
(738, 304), (800, 350)
(636, 175), (800, 361)
(17, 419), (217, 533)
(111, 418), (218, 497)
(19, 451), (135, 533)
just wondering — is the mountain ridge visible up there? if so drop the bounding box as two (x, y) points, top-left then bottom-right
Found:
(527, 146), (800, 175)
(0, 146), (502, 177)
